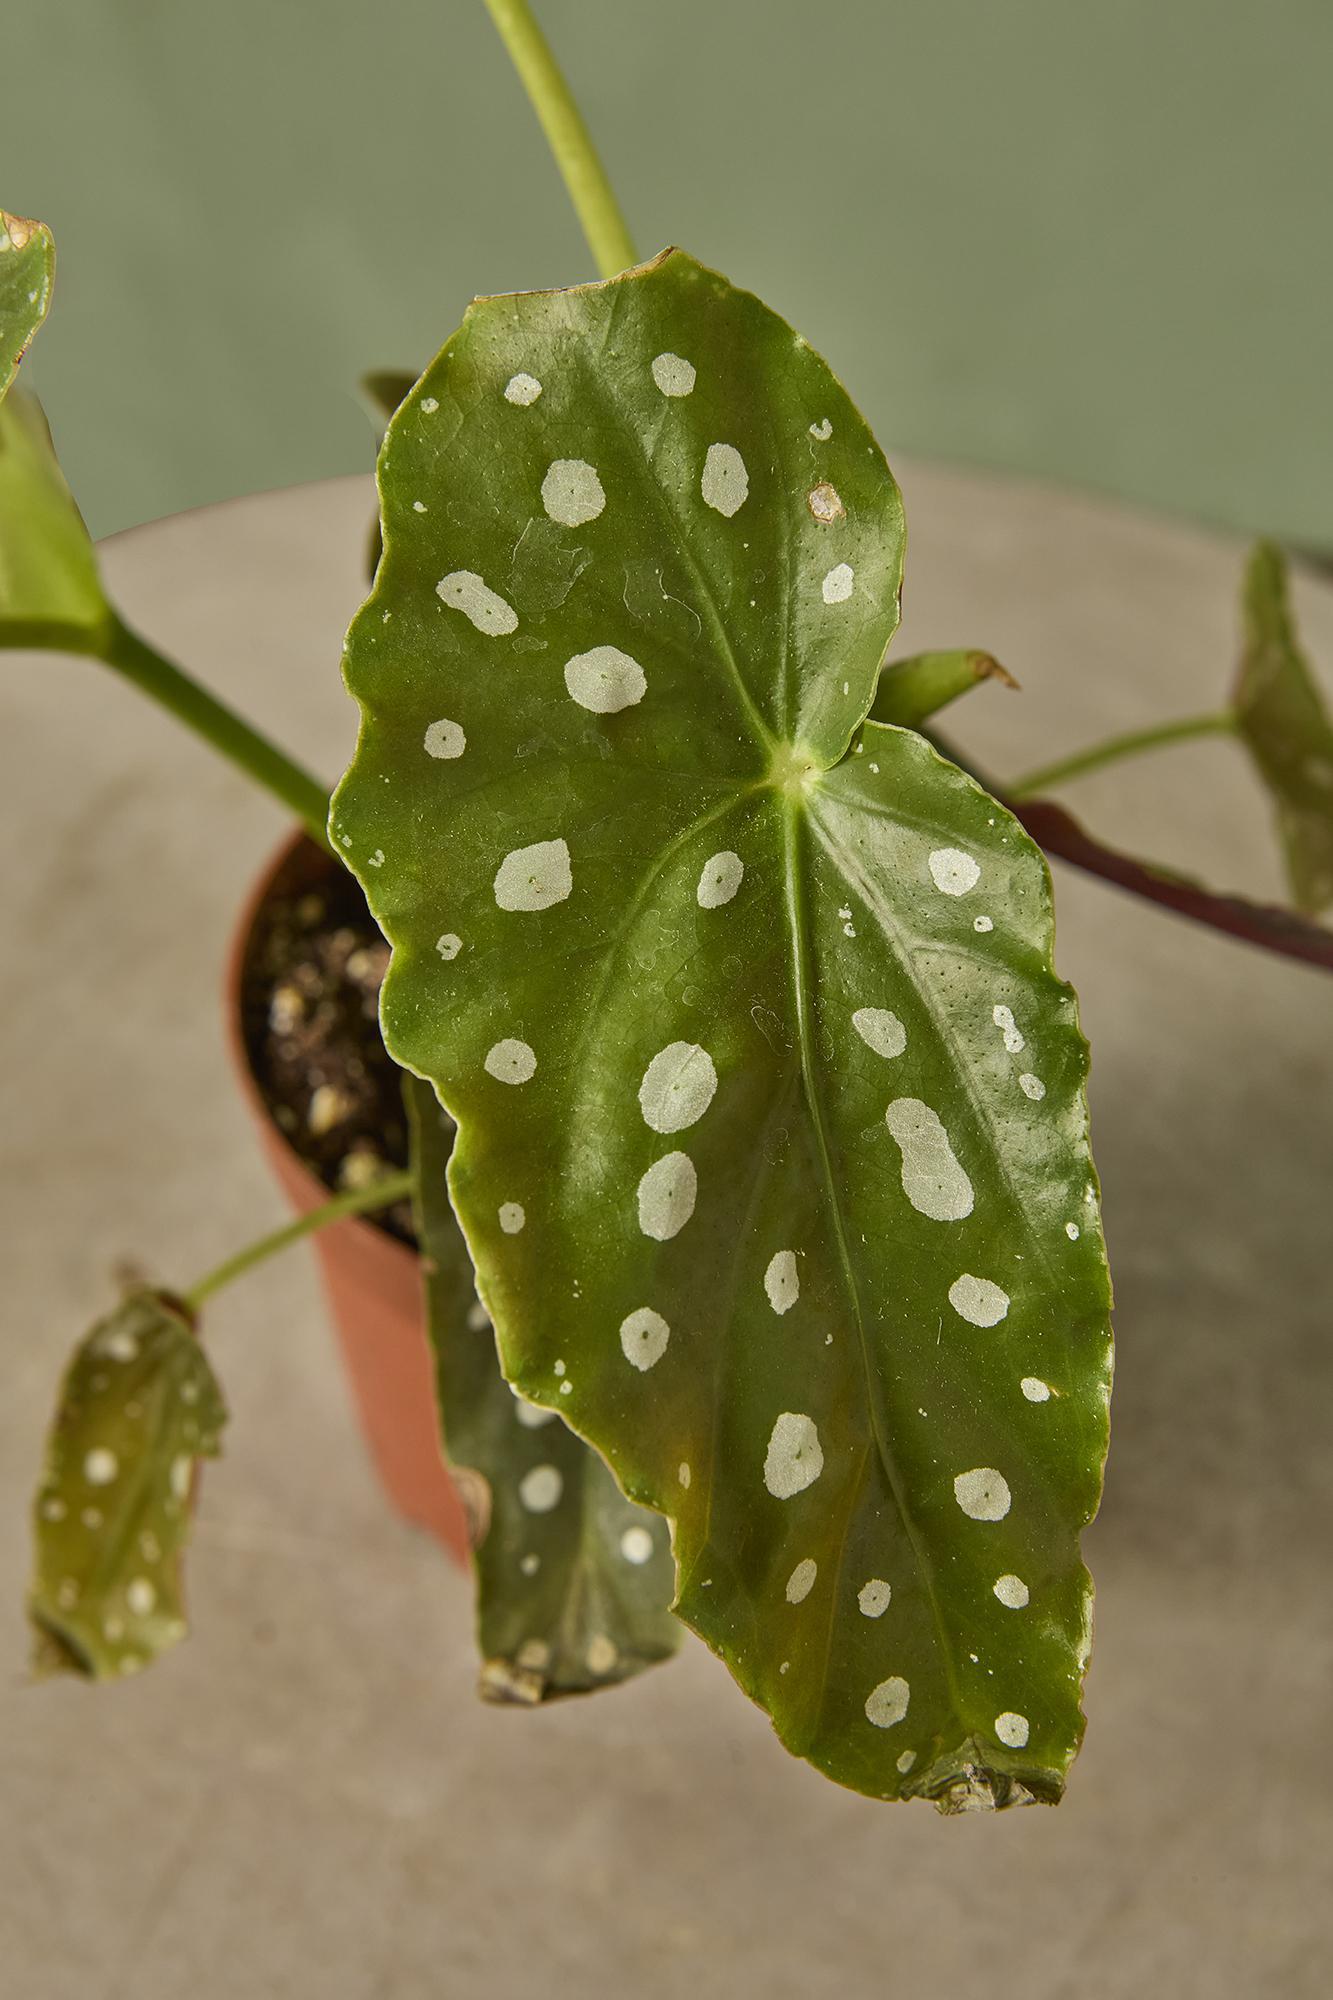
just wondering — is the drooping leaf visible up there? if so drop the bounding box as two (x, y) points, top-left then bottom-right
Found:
(29, 1291), (227, 1680)
(0, 390), (109, 649)
(333, 249), (1113, 1808)
(408, 1076), (680, 1701)
(873, 648), (1017, 729)
(1232, 540), (1333, 914)
(0, 210), (54, 401)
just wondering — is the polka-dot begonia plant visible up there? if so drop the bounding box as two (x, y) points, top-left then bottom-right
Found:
(332, 251), (1114, 1807)
(9, 0), (1333, 1819)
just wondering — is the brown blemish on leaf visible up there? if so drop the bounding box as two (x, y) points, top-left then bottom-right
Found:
(452, 1465), (493, 1549)
(808, 482), (845, 524)
(1, 212), (36, 251)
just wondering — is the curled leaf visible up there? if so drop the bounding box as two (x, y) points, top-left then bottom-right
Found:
(1232, 540), (1333, 914)
(873, 649), (1017, 730)
(334, 250), (1112, 1806)
(29, 1291), (227, 1680)
(0, 210), (54, 401)
(409, 1078), (680, 1701)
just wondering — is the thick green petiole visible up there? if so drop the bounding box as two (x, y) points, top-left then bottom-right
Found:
(183, 1169), (415, 1308)
(482, 0), (638, 281)
(1005, 710), (1237, 800)
(99, 615), (332, 846)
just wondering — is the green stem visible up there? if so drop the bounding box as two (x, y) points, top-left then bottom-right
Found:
(483, 0), (638, 280)
(1006, 710), (1237, 801)
(184, 1169), (415, 1308)
(98, 615), (332, 846)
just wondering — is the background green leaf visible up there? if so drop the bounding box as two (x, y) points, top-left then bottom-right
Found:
(0, 390), (109, 648)
(29, 1291), (227, 1680)
(334, 250), (1112, 1807)
(409, 1076), (680, 1701)
(1232, 540), (1333, 914)
(360, 369), (417, 429)
(0, 210), (54, 401)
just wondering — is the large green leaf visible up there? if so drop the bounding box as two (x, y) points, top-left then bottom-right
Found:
(333, 250), (1113, 1808)
(0, 210), (54, 401)
(0, 390), (109, 649)
(29, 1291), (227, 1679)
(408, 1078), (680, 1700)
(1232, 540), (1333, 914)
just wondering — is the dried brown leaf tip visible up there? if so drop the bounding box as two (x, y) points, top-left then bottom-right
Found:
(971, 651), (1020, 691)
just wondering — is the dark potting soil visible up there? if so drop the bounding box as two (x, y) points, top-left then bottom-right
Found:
(240, 845), (419, 1247)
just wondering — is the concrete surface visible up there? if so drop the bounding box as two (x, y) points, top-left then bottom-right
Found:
(2, 469), (1331, 1998)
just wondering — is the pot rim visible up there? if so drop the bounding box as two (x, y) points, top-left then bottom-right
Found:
(222, 823), (418, 1271)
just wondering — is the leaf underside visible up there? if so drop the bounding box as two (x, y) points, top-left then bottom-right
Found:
(1233, 541), (1333, 915)
(0, 210), (54, 402)
(334, 249), (1113, 1807)
(29, 1291), (227, 1680)
(408, 1078), (680, 1701)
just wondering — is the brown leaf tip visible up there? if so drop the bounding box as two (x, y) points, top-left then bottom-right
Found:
(972, 652), (1020, 692)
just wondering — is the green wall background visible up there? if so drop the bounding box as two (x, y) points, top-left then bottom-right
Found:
(6, 0), (1330, 542)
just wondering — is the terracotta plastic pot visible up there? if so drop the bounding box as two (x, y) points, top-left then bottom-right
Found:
(225, 829), (470, 1566)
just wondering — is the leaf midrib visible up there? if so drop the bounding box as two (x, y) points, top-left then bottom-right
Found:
(781, 793), (967, 1735)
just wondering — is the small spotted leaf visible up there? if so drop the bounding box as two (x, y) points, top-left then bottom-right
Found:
(409, 1079), (680, 1701)
(1232, 541), (1333, 915)
(333, 250), (1113, 1807)
(29, 1291), (227, 1680)
(0, 390), (109, 649)
(0, 209), (54, 401)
